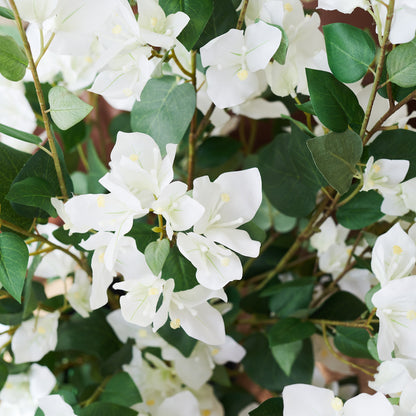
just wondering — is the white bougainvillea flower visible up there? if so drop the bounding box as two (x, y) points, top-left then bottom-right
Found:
(193, 384), (224, 416)
(193, 168), (262, 257)
(66, 269), (92, 318)
(371, 223), (416, 287)
(11, 311), (60, 364)
(369, 358), (416, 397)
(378, 178), (416, 217)
(232, 97), (289, 120)
(310, 217), (349, 255)
(137, 0), (189, 49)
(4, 0), (58, 25)
(155, 390), (200, 416)
(151, 181), (205, 239)
(400, 379), (416, 413)
(38, 395), (77, 416)
(317, 0), (369, 13)
(0, 364), (56, 415)
(177, 232), (243, 289)
(338, 268), (376, 301)
(103, 131), (177, 208)
(200, 21), (282, 108)
(362, 157), (409, 193)
(372, 276), (416, 360)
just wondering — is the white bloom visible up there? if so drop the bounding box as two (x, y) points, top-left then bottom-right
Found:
(38, 395), (77, 416)
(155, 390), (200, 416)
(232, 97), (289, 120)
(137, 0), (190, 50)
(371, 223), (416, 287)
(200, 21), (282, 108)
(11, 311), (60, 364)
(8, 0), (58, 25)
(400, 379), (416, 413)
(0, 364), (56, 416)
(151, 181), (205, 239)
(66, 269), (92, 318)
(310, 217), (349, 255)
(317, 0), (369, 14)
(372, 276), (416, 360)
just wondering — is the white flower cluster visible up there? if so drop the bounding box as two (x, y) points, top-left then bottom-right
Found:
(52, 131), (262, 345)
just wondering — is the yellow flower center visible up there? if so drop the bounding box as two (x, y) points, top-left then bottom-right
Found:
(237, 69), (249, 81)
(393, 245), (403, 255)
(97, 195), (105, 208)
(170, 318), (181, 329)
(112, 24), (122, 34)
(331, 397), (343, 411)
(284, 3), (293, 12)
(407, 310), (416, 320)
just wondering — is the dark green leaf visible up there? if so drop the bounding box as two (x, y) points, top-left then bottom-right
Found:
(109, 113), (131, 141)
(0, 232), (28, 302)
(324, 23), (376, 83)
(337, 190), (383, 229)
(87, 139), (107, 193)
(99, 372), (142, 407)
(365, 283), (380, 312)
(306, 68), (364, 132)
(0, 6), (14, 19)
(268, 318), (316, 346)
(311, 291), (366, 321)
(0, 297), (24, 325)
(334, 326), (372, 359)
(79, 403), (137, 416)
(0, 35), (28, 81)
(131, 76), (195, 152)
(196, 136), (241, 168)
(162, 246), (198, 291)
(367, 129), (416, 180)
(249, 398), (283, 416)
(145, 239), (170, 276)
(0, 123), (41, 145)
(7, 177), (57, 217)
(195, 0), (237, 48)
(387, 38), (416, 88)
(0, 143), (32, 230)
(157, 320), (197, 357)
(271, 340), (303, 376)
(126, 220), (158, 253)
(0, 362), (8, 391)
(54, 121), (89, 152)
(367, 335), (380, 362)
(295, 101), (315, 115)
(160, 0), (213, 50)
(101, 339), (134, 376)
(49, 86), (93, 130)
(259, 124), (325, 217)
(52, 227), (90, 251)
(307, 130), (363, 194)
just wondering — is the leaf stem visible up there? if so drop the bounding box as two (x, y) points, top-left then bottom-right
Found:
(187, 50), (198, 190)
(9, 0), (68, 200)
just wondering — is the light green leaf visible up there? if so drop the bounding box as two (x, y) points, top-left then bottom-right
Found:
(271, 340), (303, 376)
(160, 0), (213, 50)
(131, 76), (195, 152)
(0, 232), (29, 302)
(307, 130), (363, 194)
(49, 86), (93, 130)
(387, 38), (416, 88)
(306, 68), (364, 133)
(0, 123), (41, 145)
(324, 23), (376, 83)
(145, 239), (170, 276)
(270, 24), (289, 65)
(6, 177), (57, 217)
(0, 35), (28, 81)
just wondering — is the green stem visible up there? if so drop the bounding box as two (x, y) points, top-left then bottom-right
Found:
(236, 0), (249, 30)
(187, 51), (198, 190)
(9, 0), (68, 200)
(359, 0), (395, 140)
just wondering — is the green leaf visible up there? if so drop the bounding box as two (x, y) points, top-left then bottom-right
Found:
(367, 335), (380, 362)
(160, 0), (213, 50)
(306, 68), (364, 132)
(195, 0), (237, 48)
(145, 239), (170, 276)
(0, 297), (24, 325)
(0, 6), (14, 19)
(367, 129), (416, 180)
(79, 403), (137, 416)
(49, 86), (93, 130)
(131, 76), (195, 152)
(0, 123), (41, 145)
(99, 372), (142, 407)
(54, 120), (89, 152)
(268, 318), (316, 346)
(0, 143), (32, 230)
(295, 101), (315, 115)
(307, 130), (363, 194)
(337, 190), (383, 229)
(387, 38), (416, 88)
(271, 340), (303, 376)
(271, 25), (289, 65)
(243, 333), (314, 391)
(311, 291), (366, 321)
(161, 246), (198, 291)
(262, 277), (315, 317)
(0, 35), (28, 81)
(87, 139), (107, 193)
(365, 283), (380, 312)
(127, 220), (158, 253)
(0, 362), (8, 391)
(324, 23), (376, 83)
(334, 326), (372, 359)
(0, 232), (28, 302)
(101, 339), (134, 376)
(249, 398), (283, 416)
(196, 136), (241, 168)
(259, 124), (325, 217)
(52, 227), (90, 251)
(10, 140), (73, 219)
(157, 320), (197, 357)
(7, 177), (57, 217)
